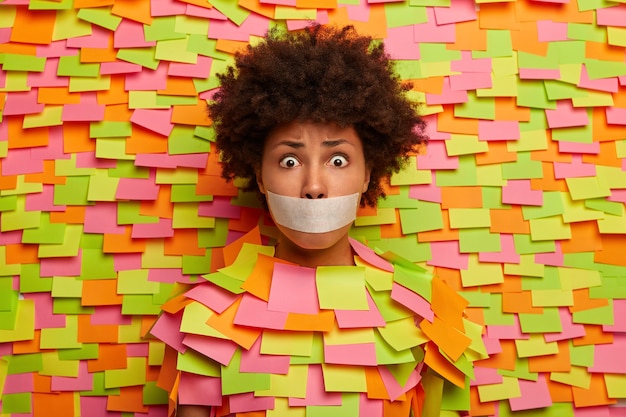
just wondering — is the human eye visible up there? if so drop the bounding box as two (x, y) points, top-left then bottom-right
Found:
(279, 155), (301, 168)
(328, 154), (349, 168)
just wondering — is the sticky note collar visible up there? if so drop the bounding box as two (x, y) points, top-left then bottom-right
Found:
(266, 191), (359, 234)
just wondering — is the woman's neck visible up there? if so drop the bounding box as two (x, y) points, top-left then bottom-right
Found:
(274, 236), (355, 268)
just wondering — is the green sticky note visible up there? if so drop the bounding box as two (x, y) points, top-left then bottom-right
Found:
(441, 378), (471, 411)
(172, 202), (215, 228)
(128, 91), (169, 109)
(177, 348), (220, 377)
(517, 79), (555, 110)
(586, 59), (626, 79)
(38, 224), (83, 258)
(459, 228), (501, 253)
(455, 93), (495, 120)
(54, 176), (91, 205)
(86, 172), (119, 202)
(385, 2), (427, 27)
(20, 264), (52, 293)
(117, 47), (159, 70)
(156, 167), (199, 185)
(307, 393), (359, 417)
(117, 202), (159, 225)
(316, 266), (368, 310)
(482, 294), (516, 325)
(81, 249), (116, 279)
(473, 30), (513, 59)
(182, 252), (212, 275)
(354, 207), (397, 226)
(569, 342), (594, 368)
(58, 343), (99, 360)
(3, 53), (46, 72)
(144, 16), (186, 41)
(597, 210), (626, 234)
(557, 266), (601, 290)
(436, 156), (478, 186)
(0, 195), (17, 212)
(187, 35), (232, 61)
(170, 184), (212, 203)
(222, 348), (271, 394)
(479, 376), (522, 403)
(519, 307), (562, 333)
(529, 216), (571, 241)
(477, 73), (517, 98)
(391, 261), (431, 300)
(374, 330), (418, 365)
(482, 186), (509, 209)
(446, 134), (490, 156)
(142, 240), (183, 268)
(1, 393), (32, 414)
(572, 299), (614, 325)
(55, 155), (96, 176)
(23, 105), (63, 128)
(143, 380), (169, 405)
(377, 185), (421, 209)
(505, 254), (546, 278)
(197, 218), (229, 248)
(109, 160), (149, 179)
(155, 38), (198, 64)
(54, 7), (92, 39)
(522, 191), (564, 219)
(121, 294), (162, 315)
(57, 54), (100, 77)
(460, 254), (504, 287)
(22, 213), (65, 244)
(210, 0), (250, 25)
(377, 317), (427, 352)
(174, 14), (209, 35)
(104, 357), (147, 388)
(561, 192), (605, 223)
(69, 74), (111, 92)
(516, 333), (559, 358)
(76, 6), (122, 31)
(256, 364), (308, 398)
(544, 79), (588, 100)
(501, 152), (543, 180)
(565, 176), (611, 200)
(0, 197), (40, 232)
(531, 289), (574, 307)
(0, 246), (20, 277)
(393, 60), (423, 79)
(375, 237), (432, 263)
(512, 233), (555, 255)
(90, 121), (132, 138)
(53, 298), (94, 315)
(390, 156), (431, 186)
(568, 22), (606, 42)
(399, 202), (444, 233)
(96, 138), (135, 160)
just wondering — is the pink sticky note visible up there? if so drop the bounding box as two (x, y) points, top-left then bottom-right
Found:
(415, 9), (456, 43)
(149, 311), (186, 352)
(486, 315), (528, 340)
(558, 141), (600, 154)
(240, 337), (290, 374)
(115, 177), (160, 200)
(28, 58), (70, 87)
(289, 365), (342, 406)
(434, 0), (477, 24)
(544, 307), (585, 342)
(114, 19), (156, 48)
(423, 115), (452, 140)
(349, 238), (394, 272)
(346, 1), (371, 22)
(186, 282), (239, 313)
(335, 292), (386, 329)
(609, 189), (626, 204)
(479, 234), (521, 264)
(483, 336), (502, 355)
(26, 184), (65, 212)
(385, 25), (420, 60)
(534, 242), (564, 267)
(229, 392), (274, 414)
(3, 373), (33, 394)
(603, 299), (626, 332)
(185, 4), (228, 19)
(114, 253), (143, 271)
(2, 149), (44, 175)
(597, 5), (626, 27)
(378, 365), (422, 401)
(125, 64), (168, 91)
(31, 126), (67, 159)
(502, 179), (543, 206)
(183, 333), (238, 365)
(62, 93), (105, 122)
(91, 305), (132, 325)
(427, 241), (469, 270)
(589, 334), (626, 373)
(451, 51), (492, 73)
(537, 20), (569, 41)
(84, 202), (126, 234)
(470, 366), (503, 387)
(80, 396), (124, 417)
(3, 90), (45, 115)
(359, 394), (384, 416)
(151, 0), (187, 16)
(390, 282), (435, 322)
(100, 61), (142, 75)
(168, 55), (213, 78)
(178, 372), (222, 406)
(130, 108), (174, 136)
(450, 72), (492, 91)
(66, 26), (110, 48)
(51, 361), (93, 391)
(76, 152), (116, 168)
(519, 68), (561, 80)
(234, 293), (289, 330)
(198, 197), (241, 219)
(286, 11), (329, 31)
(509, 375), (553, 411)
(409, 181), (443, 204)
(148, 268), (189, 284)
(208, 12), (270, 42)
(605, 107), (626, 125)
(478, 120), (520, 141)
(40, 252), (82, 277)
(324, 342), (378, 366)
(0, 230), (22, 245)
(23, 293), (66, 329)
(545, 100), (589, 129)
(579, 65), (618, 93)
(267, 263), (319, 314)
(134, 153), (208, 169)
(131, 218), (175, 239)
(416, 141), (457, 170)
(553, 155), (596, 179)
(426, 77), (468, 105)
(36, 41), (77, 58)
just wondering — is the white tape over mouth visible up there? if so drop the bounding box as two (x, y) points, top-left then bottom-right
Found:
(266, 191), (360, 234)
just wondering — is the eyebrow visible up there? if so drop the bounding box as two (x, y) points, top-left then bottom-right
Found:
(272, 138), (353, 149)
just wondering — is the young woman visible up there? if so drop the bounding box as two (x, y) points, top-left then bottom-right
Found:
(152, 25), (478, 417)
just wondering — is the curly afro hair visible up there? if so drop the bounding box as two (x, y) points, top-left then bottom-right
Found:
(208, 24), (427, 207)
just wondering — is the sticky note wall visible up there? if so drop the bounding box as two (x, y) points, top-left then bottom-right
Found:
(1, 0), (625, 416)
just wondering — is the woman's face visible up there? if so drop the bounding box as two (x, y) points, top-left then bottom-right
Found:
(257, 121), (371, 252)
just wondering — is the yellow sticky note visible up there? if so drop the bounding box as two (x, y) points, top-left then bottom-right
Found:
(515, 334), (559, 358)
(561, 193), (605, 223)
(461, 255), (504, 287)
(41, 352), (79, 377)
(22, 105), (63, 128)
(38, 225), (83, 258)
(177, 349), (220, 377)
(449, 208), (491, 229)
(51, 277), (83, 298)
(180, 302), (226, 339)
(504, 254), (544, 278)
(477, 375), (521, 402)
(377, 317), (427, 351)
(316, 266), (368, 310)
(321, 363), (367, 392)
(104, 357), (147, 388)
(142, 240), (183, 268)
(87, 171), (120, 201)
(117, 269), (160, 294)
(597, 210), (626, 234)
(557, 267), (601, 290)
(256, 364), (308, 398)
(531, 289), (574, 307)
(324, 326), (375, 346)
(565, 177), (611, 200)
(390, 156), (431, 186)
(605, 373), (626, 398)
(261, 330), (314, 357)
(354, 207), (397, 226)
(551, 365), (591, 389)
(40, 315), (81, 349)
(445, 134), (489, 156)
(0, 299), (34, 343)
(172, 203), (215, 229)
(529, 216), (572, 241)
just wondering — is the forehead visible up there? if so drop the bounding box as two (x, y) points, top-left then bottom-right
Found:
(265, 122), (362, 146)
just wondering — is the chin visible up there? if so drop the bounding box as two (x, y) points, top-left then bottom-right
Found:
(277, 224), (352, 252)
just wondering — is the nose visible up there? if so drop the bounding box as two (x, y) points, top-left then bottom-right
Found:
(301, 165), (327, 199)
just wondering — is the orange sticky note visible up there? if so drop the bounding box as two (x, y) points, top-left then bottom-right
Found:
(489, 207), (530, 234)
(441, 187), (483, 209)
(171, 100), (212, 126)
(431, 276), (468, 331)
(126, 126), (168, 154)
(10, 8), (56, 45)
(241, 254), (289, 301)
(284, 310), (335, 332)
(88, 343), (127, 372)
(5, 243), (39, 264)
(528, 340), (570, 373)
(595, 235), (626, 267)
(423, 342), (466, 388)
(77, 314), (118, 343)
(82, 279), (124, 306)
(111, 0), (153, 24)
(475, 142), (517, 166)
(8, 118), (49, 149)
(33, 392), (75, 417)
(164, 229), (205, 256)
(206, 297), (261, 350)
(38, 87), (81, 105)
(107, 386), (150, 413)
(239, 0), (275, 18)
(222, 226), (263, 267)
(365, 367), (391, 400)
(421, 317), (471, 362)
(572, 374), (617, 407)
(63, 122), (96, 153)
(158, 77), (198, 97)
(572, 324), (613, 346)
(98, 76), (130, 106)
(50, 206), (86, 224)
(495, 97), (531, 122)
(103, 226), (147, 253)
